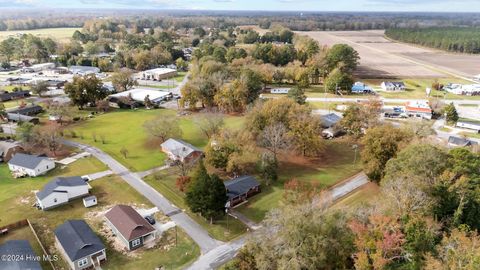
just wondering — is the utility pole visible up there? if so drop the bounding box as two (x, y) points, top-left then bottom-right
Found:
(352, 144), (358, 166)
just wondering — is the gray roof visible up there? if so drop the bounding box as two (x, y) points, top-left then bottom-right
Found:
(6, 113), (39, 123)
(8, 153), (50, 170)
(54, 220), (105, 262)
(161, 138), (202, 159)
(36, 176), (87, 200)
(321, 113), (342, 128)
(225, 175), (260, 200)
(448, 136), (478, 147)
(8, 105), (43, 116)
(0, 240), (42, 270)
(83, 195), (97, 202)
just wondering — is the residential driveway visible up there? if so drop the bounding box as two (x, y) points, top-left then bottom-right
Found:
(63, 140), (221, 253)
(330, 172), (369, 200)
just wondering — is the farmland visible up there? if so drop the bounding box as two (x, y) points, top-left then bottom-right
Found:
(0, 27), (80, 42)
(299, 30), (480, 80)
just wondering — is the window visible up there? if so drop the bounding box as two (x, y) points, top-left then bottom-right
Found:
(131, 238), (141, 247)
(54, 198), (57, 203)
(78, 258), (88, 267)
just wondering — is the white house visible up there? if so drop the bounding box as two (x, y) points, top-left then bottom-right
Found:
(21, 63), (55, 73)
(456, 121), (480, 133)
(381, 81), (406, 91)
(36, 176), (91, 210)
(8, 153), (55, 177)
(141, 68), (177, 81)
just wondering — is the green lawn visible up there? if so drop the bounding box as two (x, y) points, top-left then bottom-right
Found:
(145, 169), (247, 242)
(304, 78), (480, 100)
(0, 157), (107, 225)
(1, 171), (199, 270)
(69, 109), (245, 172)
(0, 27), (80, 42)
(236, 139), (363, 222)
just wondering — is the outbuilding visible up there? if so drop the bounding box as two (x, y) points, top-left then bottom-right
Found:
(456, 121), (480, 133)
(83, 195), (98, 208)
(141, 68), (177, 81)
(0, 140), (23, 162)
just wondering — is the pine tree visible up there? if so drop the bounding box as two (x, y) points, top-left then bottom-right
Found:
(185, 160), (227, 223)
(445, 102), (459, 125)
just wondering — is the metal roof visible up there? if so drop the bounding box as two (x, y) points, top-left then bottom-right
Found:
(54, 220), (105, 262)
(321, 113), (342, 128)
(161, 138), (202, 160)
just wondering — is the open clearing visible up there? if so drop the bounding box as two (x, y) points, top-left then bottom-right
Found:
(0, 27), (80, 42)
(299, 30), (480, 79)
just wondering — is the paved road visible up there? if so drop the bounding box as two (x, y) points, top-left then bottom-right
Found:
(186, 171), (370, 270)
(306, 96), (480, 106)
(63, 140), (221, 253)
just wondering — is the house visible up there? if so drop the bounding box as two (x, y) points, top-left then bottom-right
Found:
(55, 220), (106, 270)
(320, 113), (342, 129)
(8, 153), (56, 177)
(351, 82), (373, 94)
(21, 62), (55, 73)
(161, 138), (203, 163)
(83, 195), (98, 208)
(69, 65), (101, 76)
(456, 121), (480, 133)
(448, 136), (478, 147)
(0, 240), (42, 270)
(141, 68), (177, 81)
(224, 175), (261, 208)
(381, 81), (405, 91)
(36, 176), (91, 210)
(270, 88), (290, 94)
(105, 205), (156, 251)
(6, 113), (40, 124)
(8, 105), (43, 116)
(0, 140), (23, 162)
(405, 100), (432, 119)
(0, 90), (30, 102)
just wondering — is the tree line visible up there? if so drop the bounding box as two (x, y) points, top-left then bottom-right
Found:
(385, 27), (480, 54)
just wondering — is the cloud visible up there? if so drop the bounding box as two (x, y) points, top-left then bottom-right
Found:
(0, 0), (38, 7)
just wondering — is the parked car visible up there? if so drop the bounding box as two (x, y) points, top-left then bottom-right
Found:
(145, 215), (156, 225)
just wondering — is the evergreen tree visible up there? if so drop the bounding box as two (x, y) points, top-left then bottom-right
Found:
(288, 86), (306, 105)
(444, 102), (459, 125)
(185, 160), (227, 223)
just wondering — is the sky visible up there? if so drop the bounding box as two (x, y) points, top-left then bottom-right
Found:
(1, 0), (480, 12)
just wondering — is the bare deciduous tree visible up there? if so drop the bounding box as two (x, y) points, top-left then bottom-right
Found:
(194, 112), (225, 139)
(261, 122), (290, 159)
(143, 117), (183, 142)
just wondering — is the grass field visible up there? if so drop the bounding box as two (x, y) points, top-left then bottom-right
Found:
(0, 170), (200, 270)
(0, 157), (107, 226)
(304, 78), (480, 100)
(69, 109), (245, 172)
(0, 28), (80, 42)
(236, 139), (363, 222)
(145, 169), (247, 242)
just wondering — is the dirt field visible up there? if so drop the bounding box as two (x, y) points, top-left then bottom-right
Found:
(299, 30), (480, 80)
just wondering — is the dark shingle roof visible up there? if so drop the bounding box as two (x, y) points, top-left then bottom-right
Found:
(6, 113), (39, 123)
(36, 176), (87, 200)
(8, 105), (43, 116)
(448, 136), (478, 147)
(0, 240), (42, 270)
(105, 205), (155, 241)
(8, 153), (50, 170)
(54, 220), (105, 262)
(161, 138), (202, 160)
(224, 175), (260, 200)
(321, 113), (342, 128)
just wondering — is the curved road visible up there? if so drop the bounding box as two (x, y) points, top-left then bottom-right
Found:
(63, 140), (222, 253)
